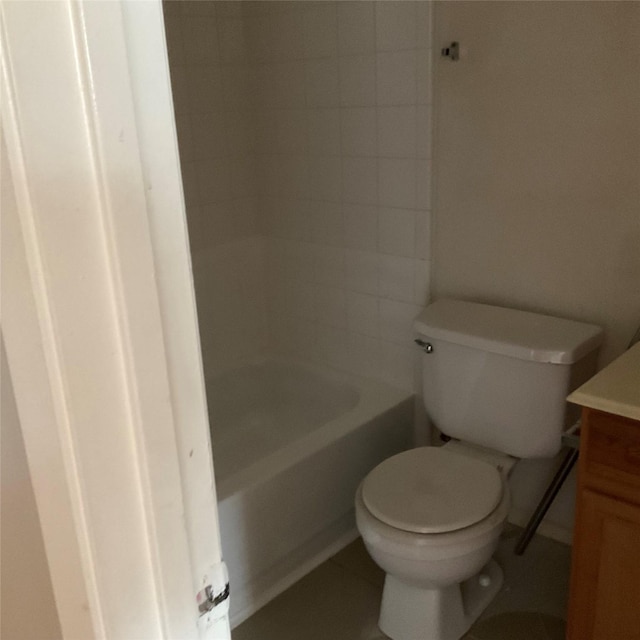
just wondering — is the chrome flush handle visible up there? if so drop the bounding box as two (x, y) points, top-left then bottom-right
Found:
(414, 339), (433, 353)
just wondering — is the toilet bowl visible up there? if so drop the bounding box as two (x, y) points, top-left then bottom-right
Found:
(355, 444), (512, 640)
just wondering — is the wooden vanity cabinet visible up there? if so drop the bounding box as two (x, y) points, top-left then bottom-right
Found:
(566, 407), (640, 640)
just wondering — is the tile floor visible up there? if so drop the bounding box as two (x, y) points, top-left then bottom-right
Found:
(233, 525), (571, 640)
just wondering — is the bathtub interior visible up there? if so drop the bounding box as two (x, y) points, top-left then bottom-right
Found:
(208, 359), (360, 483)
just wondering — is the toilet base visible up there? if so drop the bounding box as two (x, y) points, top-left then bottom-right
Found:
(378, 559), (503, 640)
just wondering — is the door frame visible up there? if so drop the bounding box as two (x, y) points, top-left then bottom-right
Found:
(1, 1), (229, 638)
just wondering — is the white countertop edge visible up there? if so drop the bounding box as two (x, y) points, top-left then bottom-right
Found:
(567, 389), (640, 422)
(567, 343), (640, 422)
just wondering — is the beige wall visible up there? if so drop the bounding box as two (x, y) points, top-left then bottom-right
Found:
(433, 1), (640, 535)
(1, 337), (62, 639)
(433, 1), (640, 366)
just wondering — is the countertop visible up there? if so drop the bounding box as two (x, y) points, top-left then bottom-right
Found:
(568, 342), (640, 421)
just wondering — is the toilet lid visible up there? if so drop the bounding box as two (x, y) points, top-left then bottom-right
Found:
(362, 447), (503, 534)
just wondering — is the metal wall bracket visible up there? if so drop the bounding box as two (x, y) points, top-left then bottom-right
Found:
(441, 41), (460, 61)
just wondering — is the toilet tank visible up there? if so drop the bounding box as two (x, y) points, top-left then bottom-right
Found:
(414, 300), (603, 458)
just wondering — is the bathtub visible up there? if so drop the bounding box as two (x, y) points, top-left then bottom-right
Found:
(207, 358), (414, 627)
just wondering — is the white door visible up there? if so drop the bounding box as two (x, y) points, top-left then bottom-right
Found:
(1, 1), (230, 638)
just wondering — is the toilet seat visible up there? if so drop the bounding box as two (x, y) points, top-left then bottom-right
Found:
(362, 447), (503, 534)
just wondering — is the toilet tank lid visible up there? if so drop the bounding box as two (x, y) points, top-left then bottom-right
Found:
(414, 299), (603, 364)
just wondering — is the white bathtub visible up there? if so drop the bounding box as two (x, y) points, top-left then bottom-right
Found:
(207, 358), (414, 627)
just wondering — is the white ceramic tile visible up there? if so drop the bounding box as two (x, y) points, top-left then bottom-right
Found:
(414, 208), (431, 259)
(215, 2), (242, 20)
(255, 63), (277, 108)
(376, 51), (417, 106)
(343, 204), (378, 251)
(273, 62), (306, 108)
(337, 2), (375, 56)
(186, 64), (224, 113)
(222, 64), (252, 110)
(378, 158), (416, 209)
(286, 240), (316, 283)
(280, 196), (311, 240)
(415, 159), (431, 209)
(305, 59), (340, 107)
(218, 18), (246, 63)
(378, 254), (415, 302)
(416, 105), (432, 159)
(348, 333), (381, 379)
(309, 200), (344, 246)
(181, 1), (216, 19)
(308, 108), (341, 156)
(303, 3), (338, 59)
(341, 108), (377, 157)
(259, 158), (283, 197)
(246, 13), (273, 61)
(414, 259), (430, 305)
(162, 1), (182, 21)
(233, 197), (259, 238)
(314, 284), (347, 328)
(196, 158), (232, 203)
(378, 298), (420, 345)
(254, 110), (278, 156)
(277, 109), (308, 155)
(268, 278), (290, 316)
(229, 157), (256, 199)
(416, 2), (432, 50)
(196, 202), (224, 247)
(316, 324), (351, 371)
(377, 106), (417, 158)
(416, 49), (432, 105)
(342, 157), (377, 205)
(345, 249), (378, 296)
(226, 111), (254, 158)
(308, 156), (342, 202)
(377, 340), (415, 390)
(315, 246), (346, 288)
(378, 207), (415, 257)
(280, 155), (309, 199)
(339, 55), (377, 107)
(347, 292), (379, 338)
(190, 112), (228, 160)
(271, 10), (305, 61)
(375, 1), (417, 52)
(265, 197), (290, 237)
(290, 279), (317, 320)
(181, 16), (219, 65)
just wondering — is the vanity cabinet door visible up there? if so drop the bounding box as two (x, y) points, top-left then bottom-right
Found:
(567, 488), (640, 640)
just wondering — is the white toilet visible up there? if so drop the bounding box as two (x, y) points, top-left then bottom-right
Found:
(356, 299), (603, 640)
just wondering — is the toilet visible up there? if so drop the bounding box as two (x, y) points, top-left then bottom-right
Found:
(356, 299), (603, 640)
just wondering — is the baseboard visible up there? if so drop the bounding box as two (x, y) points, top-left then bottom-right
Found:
(508, 508), (574, 546)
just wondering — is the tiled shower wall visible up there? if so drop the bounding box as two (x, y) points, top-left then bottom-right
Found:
(164, 1), (433, 391)
(163, 1), (268, 375)
(252, 2), (433, 390)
